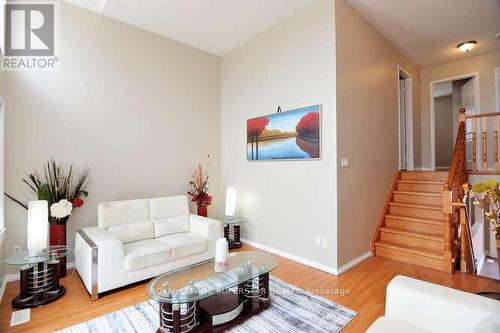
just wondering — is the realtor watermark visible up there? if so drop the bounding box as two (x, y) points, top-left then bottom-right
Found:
(3, 1), (59, 71)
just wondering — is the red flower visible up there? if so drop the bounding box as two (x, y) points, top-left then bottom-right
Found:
(71, 197), (84, 208)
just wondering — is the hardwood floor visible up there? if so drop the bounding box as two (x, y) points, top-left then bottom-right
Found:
(1, 244), (499, 332)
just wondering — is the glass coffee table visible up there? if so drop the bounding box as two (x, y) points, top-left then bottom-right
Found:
(4, 246), (73, 308)
(149, 251), (277, 333)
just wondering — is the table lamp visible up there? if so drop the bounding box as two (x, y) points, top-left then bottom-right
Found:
(27, 200), (48, 252)
(224, 187), (237, 219)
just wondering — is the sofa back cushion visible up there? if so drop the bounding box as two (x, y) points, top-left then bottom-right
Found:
(108, 220), (154, 244)
(149, 196), (189, 219)
(98, 199), (149, 228)
(153, 215), (190, 238)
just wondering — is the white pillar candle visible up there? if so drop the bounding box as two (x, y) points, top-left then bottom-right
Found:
(214, 237), (229, 272)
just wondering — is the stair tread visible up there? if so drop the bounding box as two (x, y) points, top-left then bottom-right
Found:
(385, 214), (443, 225)
(394, 190), (441, 197)
(389, 202), (442, 210)
(380, 226), (443, 241)
(397, 180), (446, 185)
(375, 240), (443, 259)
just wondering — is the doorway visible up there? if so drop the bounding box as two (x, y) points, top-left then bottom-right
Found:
(430, 73), (479, 170)
(398, 66), (413, 170)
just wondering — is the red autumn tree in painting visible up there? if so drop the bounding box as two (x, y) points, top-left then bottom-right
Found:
(247, 116), (269, 160)
(296, 112), (319, 140)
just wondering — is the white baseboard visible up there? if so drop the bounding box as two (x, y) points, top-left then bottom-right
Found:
(336, 251), (373, 275)
(241, 238), (373, 276)
(240, 238), (339, 275)
(4, 262), (75, 283)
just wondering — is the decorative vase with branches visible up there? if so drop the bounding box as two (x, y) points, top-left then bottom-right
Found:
(469, 179), (500, 235)
(187, 163), (212, 217)
(23, 159), (91, 277)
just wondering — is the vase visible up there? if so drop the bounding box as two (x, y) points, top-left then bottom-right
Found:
(49, 217), (68, 278)
(197, 205), (208, 217)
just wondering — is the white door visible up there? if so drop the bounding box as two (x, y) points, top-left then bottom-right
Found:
(461, 78), (475, 116)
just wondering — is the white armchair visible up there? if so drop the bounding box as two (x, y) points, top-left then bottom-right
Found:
(75, 195), (221, 299)
(367, 275), (500, 332)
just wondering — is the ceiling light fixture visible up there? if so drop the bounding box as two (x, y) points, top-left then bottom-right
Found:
(457, 41), (477, 52)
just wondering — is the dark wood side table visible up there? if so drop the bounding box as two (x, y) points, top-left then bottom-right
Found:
(222, 217), (246, 250)
(4, 246), (72, 308)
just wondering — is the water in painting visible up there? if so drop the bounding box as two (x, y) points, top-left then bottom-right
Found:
(247, 105), (321, 160)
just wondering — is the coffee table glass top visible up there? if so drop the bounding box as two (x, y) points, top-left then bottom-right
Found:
(221, 216), (247, 225)
(148, 251), (277, 303)
(4, 246), (74, 265)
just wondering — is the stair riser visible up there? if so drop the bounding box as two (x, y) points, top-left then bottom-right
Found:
(381, 232), (444, 251)
(393, 193), (441, 206)
(385, 218), (443, 234)
(389, 205), (442, 220)
(375, 246), (446, 271)
(400, 172), (447, 182)
(397, 182), (443, 193)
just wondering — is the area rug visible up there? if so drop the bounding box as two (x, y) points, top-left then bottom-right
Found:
(57, 277), (356, 333)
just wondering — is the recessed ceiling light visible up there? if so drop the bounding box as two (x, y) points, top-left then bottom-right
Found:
(457, 41), (477, 52)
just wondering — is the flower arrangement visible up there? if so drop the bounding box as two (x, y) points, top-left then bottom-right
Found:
(469, 180), (500, 234)
(23, 159), (91, 224)
(187, 163), (212, 216)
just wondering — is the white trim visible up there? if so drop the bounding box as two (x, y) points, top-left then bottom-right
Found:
(0, 228), (5, 244)
(240, 238), (338, 275)
(4, 262), (75, 283)
(476, 254), (486, 274)
(0, 276), (6, 302)
(495, 67), (500, 112)
(413, 167), (434, 171)
(398, 65), (414, 170)
(336, 251), (373, 275)
(430, 72), (480, 170)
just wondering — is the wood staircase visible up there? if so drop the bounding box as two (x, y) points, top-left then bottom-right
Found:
(373, 171), (451, 272)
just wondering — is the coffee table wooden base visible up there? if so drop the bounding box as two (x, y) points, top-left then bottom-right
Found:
(157, 273), (270, 333)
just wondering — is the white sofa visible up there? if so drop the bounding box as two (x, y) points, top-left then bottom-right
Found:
(75, 195), (221, 299)
(367, 275), (500, 333)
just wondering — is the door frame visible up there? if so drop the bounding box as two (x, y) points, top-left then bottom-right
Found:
(495, 67), (500, 111)
(429, 72), (480, 170)
(398, 65), (414, 170)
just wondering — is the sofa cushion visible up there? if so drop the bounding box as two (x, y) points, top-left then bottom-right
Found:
(98, 199), (149, 228)
(153, 215), (190, 237)
(149, 196), (189, 219)
(157, 233), (207, 260)
(367, 317), (430, 333)
(108, 220), (154, 244)
(123, 239), (172, 271)
(474, 315), (500, 333)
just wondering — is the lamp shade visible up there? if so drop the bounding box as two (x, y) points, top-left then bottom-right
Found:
(224, 187), (237, 217)
(27, 200), (48, 252)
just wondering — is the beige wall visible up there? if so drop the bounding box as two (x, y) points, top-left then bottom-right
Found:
(221, 0), (338, 269)
(335, 0), (420, 266)
(420, 51), (500, 168)
(4, 2), (221, 273)
(434, 95), (453, 167)
(0, 50), (4, 285)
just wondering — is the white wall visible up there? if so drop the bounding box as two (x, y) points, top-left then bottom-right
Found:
(220, 0), (337, 269)
(4, 2), (221, 273)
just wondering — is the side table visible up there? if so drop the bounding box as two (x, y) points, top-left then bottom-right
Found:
(222, 217), (246, 250)
(4, 246), (72, 308)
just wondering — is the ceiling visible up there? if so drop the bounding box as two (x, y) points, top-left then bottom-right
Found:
(348, 0), (500, 68)
(64, 0), (313, 55)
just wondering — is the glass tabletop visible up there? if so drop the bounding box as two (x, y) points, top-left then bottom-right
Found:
(148, 251), (277, 303)
(221, 216), (247, 224)
(4, 246), (74, 265)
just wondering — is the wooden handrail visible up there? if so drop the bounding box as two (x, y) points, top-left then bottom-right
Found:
(465, 111), (500, 119)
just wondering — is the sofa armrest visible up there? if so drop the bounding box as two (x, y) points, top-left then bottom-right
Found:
(385, 275), (500, 332)
(189, 214), (222, 243)
(75, 226), (125, 299)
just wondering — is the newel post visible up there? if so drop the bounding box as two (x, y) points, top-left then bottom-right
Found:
(442, 183), (454, 273)
(459, 108), (466, 123)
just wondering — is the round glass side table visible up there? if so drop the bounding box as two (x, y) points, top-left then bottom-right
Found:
(4, 246), (73, 308)
(221, 217), (247, 250)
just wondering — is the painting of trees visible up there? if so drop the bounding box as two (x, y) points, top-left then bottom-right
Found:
(247, 116), (269, 160)
(296, 112), (320, 140)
